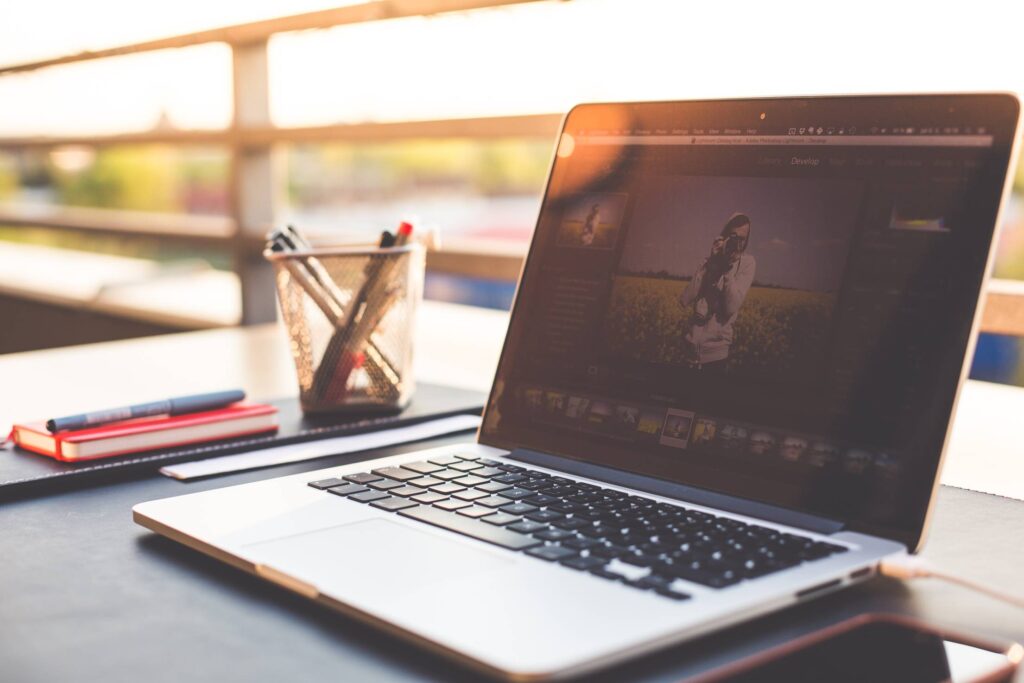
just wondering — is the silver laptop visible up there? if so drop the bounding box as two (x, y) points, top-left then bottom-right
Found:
(135, 94), (1021, 680)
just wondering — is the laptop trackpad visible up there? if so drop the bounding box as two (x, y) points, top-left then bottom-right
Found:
(243, 518), (513, 604)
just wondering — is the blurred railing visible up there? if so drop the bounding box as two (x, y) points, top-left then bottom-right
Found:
(0, 0), (1021, 337)
(0, 0), (556, 326)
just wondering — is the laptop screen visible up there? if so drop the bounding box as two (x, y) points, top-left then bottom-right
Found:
(480, 95), (1019, 548)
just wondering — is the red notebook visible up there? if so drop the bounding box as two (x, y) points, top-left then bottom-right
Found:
(9, 403), (279, 462)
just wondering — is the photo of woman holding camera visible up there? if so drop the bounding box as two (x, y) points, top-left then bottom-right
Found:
(678, 212), (756, 372)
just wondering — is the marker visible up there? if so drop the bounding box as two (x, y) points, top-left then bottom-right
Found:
(395, 221), (414, 246)
(46, 390), (246, 433)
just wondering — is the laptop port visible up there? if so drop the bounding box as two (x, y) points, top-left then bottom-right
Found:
(796, 579), (842, 599)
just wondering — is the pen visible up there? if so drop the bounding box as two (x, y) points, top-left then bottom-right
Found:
(269, 239), (344, 321)
(312, 226), (405, 402)
(269, 231), (400, 398)
(279, 226), (348, 308)
(46, 389), (246, 433)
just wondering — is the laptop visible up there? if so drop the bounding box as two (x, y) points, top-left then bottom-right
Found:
(134, 94), (1021, 680)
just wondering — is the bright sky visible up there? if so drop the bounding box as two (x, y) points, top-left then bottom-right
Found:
(0, 0), (1022, 135)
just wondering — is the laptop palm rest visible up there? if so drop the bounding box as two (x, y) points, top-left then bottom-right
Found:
(243, 518), (514, 604)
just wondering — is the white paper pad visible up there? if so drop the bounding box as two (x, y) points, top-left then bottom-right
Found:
(159, 414), (482, 480)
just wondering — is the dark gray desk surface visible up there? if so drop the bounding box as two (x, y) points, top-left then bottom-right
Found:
(3, 436), (1023, 683)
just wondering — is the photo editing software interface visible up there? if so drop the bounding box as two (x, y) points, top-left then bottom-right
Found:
(483, 101), (1012, 537)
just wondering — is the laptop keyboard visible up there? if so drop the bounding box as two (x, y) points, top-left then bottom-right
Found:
(309, 454), (848, 601)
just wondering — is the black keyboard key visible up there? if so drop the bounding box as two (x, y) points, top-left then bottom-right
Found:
(628, 574), (674, 592)
(427, 455), (461, 466)
(579, 524), (610, 539)
(620, 553), (657, 568)
(432, 470), (466, 481)
(549, 502), (586, 514)
(526, 545), (577, 562)
(562, 536), (601, 551)
(326, 483), (368, 497)
(590, 543), (629, 559)
(525, 494), (559, 507)
(813, 541), (848, 555)
(518, 479), (552, 491)
(451, 461), (483, 472)
(371, 466), (420, 482)
(367, 479), (404, 491)
(343, 472), (382, 484)
(500, 503), (538, 516)
(408, 476), (444, 488)
(482, 512), (520, 526)
(497, 464), (525, 473)
(567, 493), (600, 504)
(453, 489), (489, 501)
(663, 562), (743, 588)
(476, 495), (512, 508)
(501, 488), (534, 501)
(390, 485), (426, 498)
(434, 499), (472, 511)
(561, 556), (607, 572)
(535, 528), (575, 542)
(308, 477), (347, 489)
(477, 458), (502, 466)
(552, 518), (591, 531)
(656, 588), (692, 601)
(493, 474), (526, 484)
(589, 567), (625, 582)
(411, 491), (448, 504)
(370, 497), (419, 512)
(526, 510), (564, 523)
(457, 506), (495, 519)
(508, 520), (548, 534)
(401, 461), (444, 474)
(350, 490), (391, 503)
(477, 481), (511, 493)
(472, 467), (504, 478)
(454, 475), (489, 487)
(399, 505), (542, 550)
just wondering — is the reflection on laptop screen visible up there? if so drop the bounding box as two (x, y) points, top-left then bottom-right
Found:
(481, 96), (1018, 546)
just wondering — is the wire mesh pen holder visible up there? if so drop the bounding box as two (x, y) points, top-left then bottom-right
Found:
(266, 244), (424, 414)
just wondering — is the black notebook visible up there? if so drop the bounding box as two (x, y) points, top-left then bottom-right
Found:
(0, 383), (484, 499)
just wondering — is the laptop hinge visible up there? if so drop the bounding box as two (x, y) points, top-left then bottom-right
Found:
(507, 448), (844, 535)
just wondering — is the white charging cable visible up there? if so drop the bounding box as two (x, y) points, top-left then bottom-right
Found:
(879, 555), (1024, 610)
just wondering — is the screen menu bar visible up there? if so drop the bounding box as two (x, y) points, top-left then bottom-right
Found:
(575, 134), (994, 148)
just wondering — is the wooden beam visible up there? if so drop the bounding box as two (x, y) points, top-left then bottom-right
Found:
(981, 278), (1024, 337)
(0, 0), (550, 75)
(0, 204), (235, 242)
(0, 114), (562, 150)
(425, 239), (525, 281)
(248, 114), (563, 145)
(0, 129), (230, 150)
